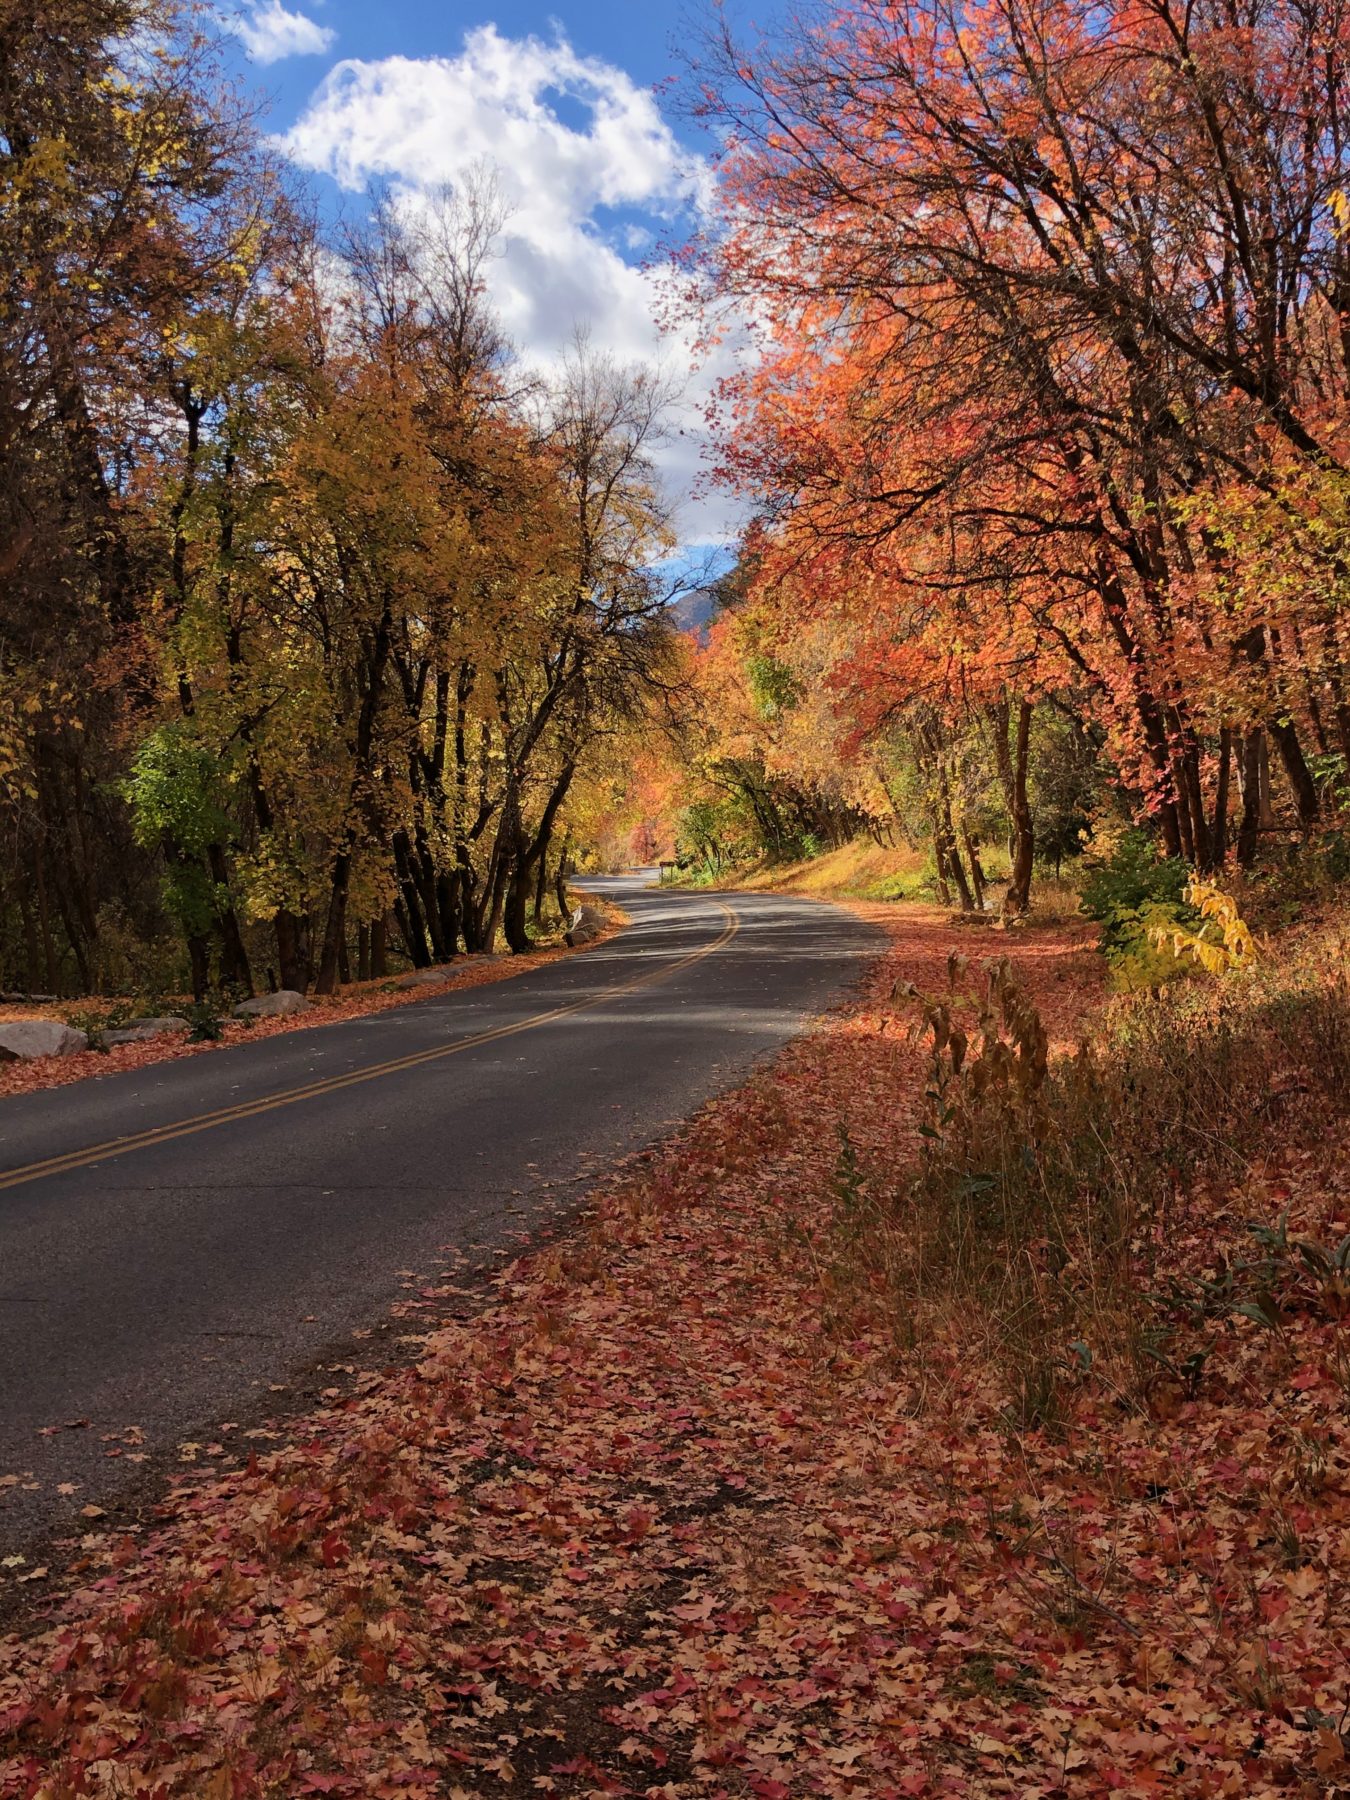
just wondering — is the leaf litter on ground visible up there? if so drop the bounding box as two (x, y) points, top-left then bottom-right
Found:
(2, 906), (1347, 1798)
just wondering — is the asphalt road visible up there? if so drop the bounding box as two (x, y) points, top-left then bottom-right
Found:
(0, 877), (882, 1551)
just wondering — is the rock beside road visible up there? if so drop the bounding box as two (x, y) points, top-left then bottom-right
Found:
(566, 905), (608, 947)
(234, 989), (312, 1019)
(0, 1020), (90, 1061)
(103, 1016), (191, 1047)
(393, 967), (452, 990)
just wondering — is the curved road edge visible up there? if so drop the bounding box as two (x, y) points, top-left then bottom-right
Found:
(0, 879), (886, 1553)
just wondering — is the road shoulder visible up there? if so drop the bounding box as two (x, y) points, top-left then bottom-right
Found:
(0, 900), (628, 1103)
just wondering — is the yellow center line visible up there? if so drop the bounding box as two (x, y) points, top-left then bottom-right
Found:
(0, 900), (739, 1195)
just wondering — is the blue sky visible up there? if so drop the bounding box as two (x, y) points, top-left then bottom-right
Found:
(232, 0), (702, 129)
(219, 0), (746, 553)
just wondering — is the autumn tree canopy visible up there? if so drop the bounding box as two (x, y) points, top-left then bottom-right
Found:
(0, 2), (684, 998)
(8, 0), (1350, 991)
(671, 0), (1350, 906)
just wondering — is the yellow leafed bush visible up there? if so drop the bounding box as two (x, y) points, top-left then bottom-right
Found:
(1150, 881), (1257, 976)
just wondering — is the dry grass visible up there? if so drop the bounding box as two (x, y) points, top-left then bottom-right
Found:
(847, 915), (1350, 1424)
(705, 839), (932, 900)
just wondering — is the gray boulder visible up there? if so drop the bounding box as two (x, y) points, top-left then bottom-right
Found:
(565, 905), (607, 948)
(104, 1016), (190, 1047)
(0, 1019), (90, 1061)
(233, 989), (312, 1019)
(393, 967), (452, 990)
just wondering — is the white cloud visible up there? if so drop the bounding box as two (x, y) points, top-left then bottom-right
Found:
(281, 27), (743, 546)
(234, 1), (335, 65)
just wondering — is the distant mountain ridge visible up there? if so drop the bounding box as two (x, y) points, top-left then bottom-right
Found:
(668, 586), (719, 641)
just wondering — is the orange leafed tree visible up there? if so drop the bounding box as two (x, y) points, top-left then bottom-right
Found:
(686, 0), (1350, 875)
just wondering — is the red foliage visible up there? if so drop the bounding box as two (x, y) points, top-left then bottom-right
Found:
(688, 0), (1350, 860)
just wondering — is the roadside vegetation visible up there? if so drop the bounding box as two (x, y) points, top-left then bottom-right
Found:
(0, 898), (624, 1100)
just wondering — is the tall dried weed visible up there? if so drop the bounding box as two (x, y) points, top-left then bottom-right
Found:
(864, 929), (1350, 1424)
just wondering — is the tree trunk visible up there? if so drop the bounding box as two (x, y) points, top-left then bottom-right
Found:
(1204, 728), (1233, 872)
(961, 830), (987, 911)
(1258, 732), (1277, 829)
(236, 733), (305, 992)
(186, 935), (210, 1006)
(1234, 625), (1320, 833)
(1170, 748), (1197, 863)
(503, 870), (531, 955)
(554, 835), (572, 923)
(922, 800), (952, 904)
(505, 763), (576, 953)
(392, 831), (433, 967)
(410, 822), (448, 960)
(938, 786), (973, 910)
(206, 843), (254, 994)
(274, 908), (308, 994)
(457, 856), (483, 952)
(314, 849), (351, 997)
(18, 883), (41, 993)
(483, 846), (511, 956)
(33, 849), (59, 992)
(393, 899), (419, 966)
(1269, 716), (1320, 832)
(533, 851), (550, 925)
(1176, 732), (1212, 870)
(991, 698), (1035, 915)
(1236, 730), (1263, 868)
(435, 872), (460, 958)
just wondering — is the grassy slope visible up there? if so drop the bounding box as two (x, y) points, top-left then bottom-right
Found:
(695, 838), (1084, 922)
(712, 840), (934, 901)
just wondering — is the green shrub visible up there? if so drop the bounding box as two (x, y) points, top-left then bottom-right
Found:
(1078, 828), (1190, 931)
(1079, 830), (1198, 989)
(182, 1001), (227, 1043)
(125, 727), (235, 943)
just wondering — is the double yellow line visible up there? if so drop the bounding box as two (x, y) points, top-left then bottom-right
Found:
(0, 900), (739, 1195)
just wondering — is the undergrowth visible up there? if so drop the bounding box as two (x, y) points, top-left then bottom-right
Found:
(1078, 828), (1201, 989)
(844, 923), (1350, 1424)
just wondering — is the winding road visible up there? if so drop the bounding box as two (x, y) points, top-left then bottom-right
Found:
(0, 877), (882, 1550)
